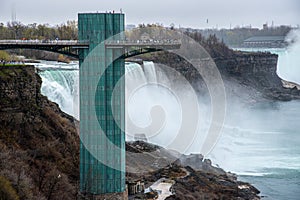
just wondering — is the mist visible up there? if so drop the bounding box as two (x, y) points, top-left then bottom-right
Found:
(277, 29), (300, 84)
(125, 62), (211, 154)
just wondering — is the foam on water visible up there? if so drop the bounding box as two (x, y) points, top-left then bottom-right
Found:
(37, 61), (79, 119)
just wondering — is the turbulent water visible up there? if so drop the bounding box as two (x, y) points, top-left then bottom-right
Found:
(208, 100), (300, 199)
(36, 34), (300, 199)
(227, 31), (300, 199)
(37, 61), (79, 119)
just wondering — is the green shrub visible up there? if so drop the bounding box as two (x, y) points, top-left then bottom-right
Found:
(0, 176), (19, 200)
(0, 51), (10, 62)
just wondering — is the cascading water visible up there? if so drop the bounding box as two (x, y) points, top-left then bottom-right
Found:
(125, 61), (178, 143)
(276, 29), (300, 84)
(38, 60), (208, 152)
(125, 61), (206, 150)
(37, 61), (79, 119)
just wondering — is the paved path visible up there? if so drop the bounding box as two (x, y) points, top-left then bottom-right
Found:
(149, 178), (174, 200)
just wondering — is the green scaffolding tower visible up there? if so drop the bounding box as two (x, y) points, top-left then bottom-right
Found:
(78, 13), (126, 196)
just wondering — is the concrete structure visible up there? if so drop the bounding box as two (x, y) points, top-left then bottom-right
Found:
(0, 40), (89, 58)
(127, 179), (145, 195)
(77, 14), (179, 198)
(0, 39), (180, 59)
(78, 13), (126, 197)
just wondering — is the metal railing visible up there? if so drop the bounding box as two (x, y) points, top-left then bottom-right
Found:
(0, 39), (180, 46)
(105, 39), (181, 46)
(0, 40), (89, 45)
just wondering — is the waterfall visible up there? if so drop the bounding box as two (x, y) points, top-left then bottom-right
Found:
(37, 61), (79, 119)
(143, 61), (158, 82)
(277, 29), (300, 84)
(125, 61), (185, 146)
(38, 60), (207, 153)
(125, 61), (210, 153)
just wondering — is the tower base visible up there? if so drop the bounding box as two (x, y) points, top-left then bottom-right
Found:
(80, 190), (128, 200)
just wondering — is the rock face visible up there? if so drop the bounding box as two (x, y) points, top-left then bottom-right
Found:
(126, 141), (261, 200)
(215, 52), (300, 101)
(177, 154), (226, 175)
(0, 66), (79, 200)
(165, 166), (260, 200)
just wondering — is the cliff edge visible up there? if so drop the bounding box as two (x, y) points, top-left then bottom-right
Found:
(0, 66), (79, 200)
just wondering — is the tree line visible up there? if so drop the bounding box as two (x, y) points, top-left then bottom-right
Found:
(0, 21), (78, 62)
(0, 21), (78, 40)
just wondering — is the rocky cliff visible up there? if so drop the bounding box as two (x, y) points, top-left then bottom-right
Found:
(135, 50), (300, 103)
(215, 51), (300, 101)
(0, 66), (79, 200)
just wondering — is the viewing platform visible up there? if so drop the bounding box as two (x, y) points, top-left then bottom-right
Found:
(0, 39), (89, 58)
(0, 39), (181, 59)
(105, 39), (181, 48)
(0, 39), (89, 46)
(105, 40), (181, 58)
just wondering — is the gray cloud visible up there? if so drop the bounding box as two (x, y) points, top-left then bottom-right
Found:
(0, 0), (299, 28)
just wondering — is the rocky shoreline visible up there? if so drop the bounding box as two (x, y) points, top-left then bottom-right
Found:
(0, 65), (262, 199)
(126, 141), (260, 200)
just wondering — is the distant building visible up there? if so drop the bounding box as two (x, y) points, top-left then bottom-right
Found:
(243, 36), (287, 48)
(126, 24), (136, 30)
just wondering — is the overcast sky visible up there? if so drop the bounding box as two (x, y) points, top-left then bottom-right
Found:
(0, 0), (299, 29)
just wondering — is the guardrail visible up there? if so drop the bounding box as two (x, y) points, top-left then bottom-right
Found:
(0, 39), (180, 46)
(105, 39), (181, 46)
(0, 40), (89, 45)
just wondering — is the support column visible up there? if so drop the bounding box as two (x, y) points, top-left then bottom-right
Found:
(78, 13), (126, 197)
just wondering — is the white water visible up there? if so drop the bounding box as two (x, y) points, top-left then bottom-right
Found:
(37, 61), (79, 119)
(125, 61), (209, 152)
(277, 29), (300, 84)
(38, 60), (210, 152)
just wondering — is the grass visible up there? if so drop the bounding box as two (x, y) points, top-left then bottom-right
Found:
(0, 64), (26, 67)
(0, 67), (24, 79)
